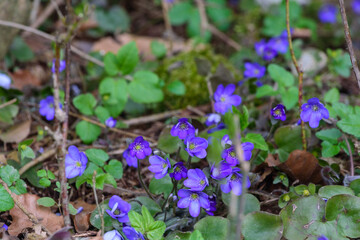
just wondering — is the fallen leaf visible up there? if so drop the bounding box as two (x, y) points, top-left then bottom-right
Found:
(0, 120), (31, 143)
(8, 194), (64, 236)
(9, 69), (41, 90)
(46, 227), (72, 240)
(71, 199), (96, 233)
(265, 154), (281, 167)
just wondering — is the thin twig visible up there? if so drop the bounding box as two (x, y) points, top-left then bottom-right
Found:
(195, 0), (208, 37)
(0, 179), (51, 236)
(338, 0), (360, 89)
(205, 73), (215, 113)
(137, 159), (155, 201)
(92, 171), (104, 236)
(161, 0), (174, 54)
(344, 136), (354, 176)
(285, 0), (306, 151)
(123, 109), (181, 126)
(19, 149), (56, 175)
(0, 98), (17, 110)
(27, 0), (64, 31)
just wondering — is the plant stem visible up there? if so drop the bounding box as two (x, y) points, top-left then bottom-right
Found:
(285, 0), (306, 151)
(137, 158), (155, 201)
(186, 155), (192, 168)
(344, 136), (355, 176)
(92, 171), (104, 236)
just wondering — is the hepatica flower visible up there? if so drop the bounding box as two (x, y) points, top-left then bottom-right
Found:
(271, 104), (286, 121)
(170, 162), (187, 180)
(214, 84), (242, 114)
(104, 230), (124, 240)
(184, 168), (209, 191)
(353, 0), (360, 15)
(255, 39), (267, 56)
(221, 168), (251, 196)
(177, 189), (210, 217)
(300, 98), (329, 128)
(123, 148), (138, 168)
(171, 118), (195, 140)
(205, 113), (221, 126)
(39, 96), (62, 121)
(51, 59), (66, 73)
(129, 136), (152, 159)
(106, 195), (131, 223)
(105, 117), (117, 128)
(65, 145), (87, 179)
(317, 236), (329, 240)
(222, 142), (254, 165)
(123, 226), (145, 240)
(148, 155), (171, 179)
(263, 46), (278, 61)
(210, 160), (232, 180)
(318, 4), (337, 24)
(205, 194), (217, 216)
(221, 134), (232, 147)
(0, 73), (11, 89)
(268, 36), (288, 54)
(207, 122), (226, 134)
(244, 62), (266, 79)
(185, 135), (208, 158)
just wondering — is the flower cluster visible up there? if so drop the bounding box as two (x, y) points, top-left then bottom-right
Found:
(300, 98), (329, 128)
(255, 30), (290, 61)
(318, 4), (337, 24)
(123, 136), (152, 168)
(39, 96), (62, 121)
(214, 84), (242, 114)
(271, 104), (286, 121)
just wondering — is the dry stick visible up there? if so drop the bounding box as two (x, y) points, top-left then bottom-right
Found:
(0, 19), (104, 67)
(0, 98), (17, 110)
(0, 179), (51, 236)
(161, 0), (174, 54)
(285, 0), (306, 151)
(338, 0), (360, 89)
(28, 0), (64, 31)
(344, 136), (355, 176)
(69, 111), (156, 143)
(92, 171), (105, 236)
(195, 0), (208, 37)
(123, 109), (181, 126)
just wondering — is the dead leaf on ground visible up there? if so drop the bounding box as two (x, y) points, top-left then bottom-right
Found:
(9, 69), (41, 90)
(265, 153), (281, 167)
(8, 194), (63, 236)
(71, 199), (96, 233)
(0, 120), (31, 143)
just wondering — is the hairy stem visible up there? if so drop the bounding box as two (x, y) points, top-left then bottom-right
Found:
(137, 158), (155, 201)
(344, 136), (354, 176)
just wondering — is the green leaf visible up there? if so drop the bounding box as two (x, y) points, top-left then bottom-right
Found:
(280, 86), (298, 110)
(104, 52), (119, 76)
(321, 141), (341, 157)
(256, 85), (277, 98)
(10, 37), (34, 62)
(207, 137), (223, 165)
(99, 78), (128, 117)
(0, 186), (14, 211)
(20, 146), (35, 160)
(165, 231), (191, 240)
(315, 128), (342, 144)
(128, 210), (146, 233)
(0, 165), (20, 186)
(149, 174), (173, 198)
(128, 71), (164, 103)
(268, 64), (295, 87)
(37, 197), (56, 207)
(0, 104), (19, 124)
(117, 41), (139, 75)
(206, 0), (233, 31)
(332, 102), (354, 119)
(130, 196), (162, 216)
(221, 193), (260, 215)
(96, 6), (129, 33)
(75, 121), (102, 144)
(169, 1), (193, 25)
(349, 179), (360, 195)
(151, 41), (167, 58)
(240, 105), (249, 131)
(69, 203), (78, 215)
(189, 230), (204, 240)
(39, 178), (51, 187)
(337, 114), (360, 138)
(73, 93), (97, 116)
(141, 205), (154, 229)
(85, 149), (109, 167)
(167, 80), (186, 96)
(157, 128), (183, 154)
(318, 185), (354, 199)
(147, 220), (166, 240)
(104, 160), (123, 179)
(274, 125), (310, 152)
(90, 199), (115, 231)
(186, 9), (212, 42)
(242, 212), (283, 240)
(37, 169), (47, 178)
(94, 106), (110, 123)
(324, 88), (340, 104)
(194, 216), (229, 240)
(10, 179), (27, 194)
(243, 133), (268, 151)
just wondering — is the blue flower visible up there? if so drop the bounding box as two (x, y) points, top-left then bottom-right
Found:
(220, 168), (251, 195)
(170, 118), (196, 140)
(222, 142), (254, 165)
(300, 98), (329, 128)
(205, 113), (221, 126)
(51, 59), (66, 73)
(185, 135), (208, 159)
(105, 117), (117, 128)
(129, 136), (152, 159)
(105, 195), (131, 223)
(169, 162), (187, 180)
(221, 135), (232, 147)
(210, 160), (232, 180)
(1, 223), (8, 231)
(244, 62), (266, 79)
(271, 104), (286, 121)
(254, 39), (267, 56)
(255, 80), (263, 87)
(76, 206), (84, 214)
(317, 236), (329, 240)
(353, 0), (360, 14)
(207, 122), (226, 134)
(148, 155), (171, 179)
(268, 36), (289, 54)
(214, 84), (242, 114)
(65, 145), (87, 179)
(205, 194), (217, 216)
(0, 73), (11, 89)
(104, 230), (124, 240)
(39, 96), (62, 121)
(318, 4), (337, 24)
(123, 226), (145, 240)
(263, 45), (278, 61)
(184, 168), (209, 191)
(123, 148), (138, 168)
(177, 189), (210, 217)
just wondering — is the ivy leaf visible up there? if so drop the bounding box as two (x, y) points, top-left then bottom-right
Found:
(73, 93), (97, 116)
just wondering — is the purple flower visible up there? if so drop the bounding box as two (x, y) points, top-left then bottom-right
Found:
(205, 113), (221, 126)
(104, 230), (124, 240)
(268, 36), (288, 54)
(255, 39), (267, 56)
(207, 122), (226, 134)
(0, 73), (11, 89)
(244, 62), (266, 79)
(214, 84), (242, 114)
(205, 194), (217, 216)
(123, 226), (145, 240)
(76, 207), (84, 214)
(1, 223), (8, 231)
(52, 59), (66, 73)
(210, 160), (232, 180)
(105, 117), (117, 128)
(353, 0), (360, 14)
(300, 98), (329, 128)
(184, 168), (209, 191)
(271, 104), (286, 121)
(177, 189), (210, 217)
(65, 145), (87, 179)
(148, 155), (171, 179)
(105, 195), (131, 223)
(318, 4), (337, 24)
(222, 142), (254, 165)
(255, 80), (263, 87)
(123, 148), (138, 168)
(263, 46), (278, 61)
(171, 118), (196, 140)
(317, 236), (329, 240)
(129, 136), (152, 159)
(169, 162), (187, 180)
(280, 28), (293, 38)
(39, 96), (62, 121)
(185, 135), (208, 159)
(221, 135), (232, 147)
(220, 168), (251, 195)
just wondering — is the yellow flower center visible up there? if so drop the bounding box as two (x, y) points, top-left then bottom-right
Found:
(189, 143), (196, 150)
(220, 96), (226, 102)
(76, 161), (82, 167)
(303, 190), (310, 196)
(190, 193), (198, 200)
(135, 144), (142, 151)
(274, 109), (281, 115)
(311, 105), (319, 111)
(200, 180), (205, 185)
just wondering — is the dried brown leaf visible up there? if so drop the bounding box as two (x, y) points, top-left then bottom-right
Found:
(0, 120), (31, 143)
